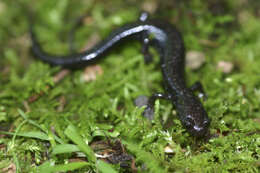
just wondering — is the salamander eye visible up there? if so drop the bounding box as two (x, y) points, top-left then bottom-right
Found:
(184, 116), (194, 127)
(185, 121), (192, 127)
(203, 119), (210, 127)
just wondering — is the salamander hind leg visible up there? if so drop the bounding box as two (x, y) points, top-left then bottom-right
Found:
(139, 12), (153, 64)
(190, 81), (207, 100)
(140, 31), (154, 64)
(135, 93), (172, 120)
(139, 11), (149, 22)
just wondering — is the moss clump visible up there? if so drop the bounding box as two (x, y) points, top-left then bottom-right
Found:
(0, 0), (259, 172)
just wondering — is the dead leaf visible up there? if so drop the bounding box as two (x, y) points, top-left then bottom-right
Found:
(186, 51), (206, 70)
(164, 145), (174, 154)
(142, 0), (158, 14)
(217, 61), (234, 73)
(2, 163), (16, 173)
(81, 65), (103, 82)
(53, 69), (71, 83)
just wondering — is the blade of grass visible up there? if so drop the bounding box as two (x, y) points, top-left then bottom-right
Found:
(52, 162), (91, 172)
(52, 144), (80, 155)
(0, 131), (49, 141)
(123, 140), (165, 173)
(64, 124), (96, 163)
(96, 160), (118, 173)
(11, 119), (27, 173)
(18, 109), (43, 130)
(17, 109), (64, 144)
(37, 161), (91, 173)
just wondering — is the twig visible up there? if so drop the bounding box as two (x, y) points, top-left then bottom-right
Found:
(28, 69), (71, 103)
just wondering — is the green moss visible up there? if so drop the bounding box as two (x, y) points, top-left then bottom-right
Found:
(0, 0), (259, 172)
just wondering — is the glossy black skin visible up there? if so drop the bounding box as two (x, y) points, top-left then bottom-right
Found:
(30, 13), (210, 137)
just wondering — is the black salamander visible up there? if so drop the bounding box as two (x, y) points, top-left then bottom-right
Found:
(30, 12), (210, 137)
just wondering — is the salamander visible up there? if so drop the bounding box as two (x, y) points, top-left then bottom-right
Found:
(30, 12), (210, 137)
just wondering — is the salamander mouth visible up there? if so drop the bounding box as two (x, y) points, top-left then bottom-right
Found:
(188, 124), (210, 138)
(181, 115), (210, 137)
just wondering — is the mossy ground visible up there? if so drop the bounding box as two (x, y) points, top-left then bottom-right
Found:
(0, 0), (260, 172)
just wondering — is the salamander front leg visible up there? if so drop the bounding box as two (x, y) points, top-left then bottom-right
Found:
(190, 81), (207, 100)
(135, 93), (172, 120)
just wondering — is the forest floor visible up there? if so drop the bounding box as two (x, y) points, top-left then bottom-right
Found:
(0, 0), (259, 172)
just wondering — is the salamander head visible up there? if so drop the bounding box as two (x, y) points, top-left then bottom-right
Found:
(182, 112), (210, 137)
(177, 97), (210, 138)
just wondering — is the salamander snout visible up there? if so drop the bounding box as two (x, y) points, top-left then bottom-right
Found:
(192, 119), (210, 137)
(182, 112), (210, 138)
